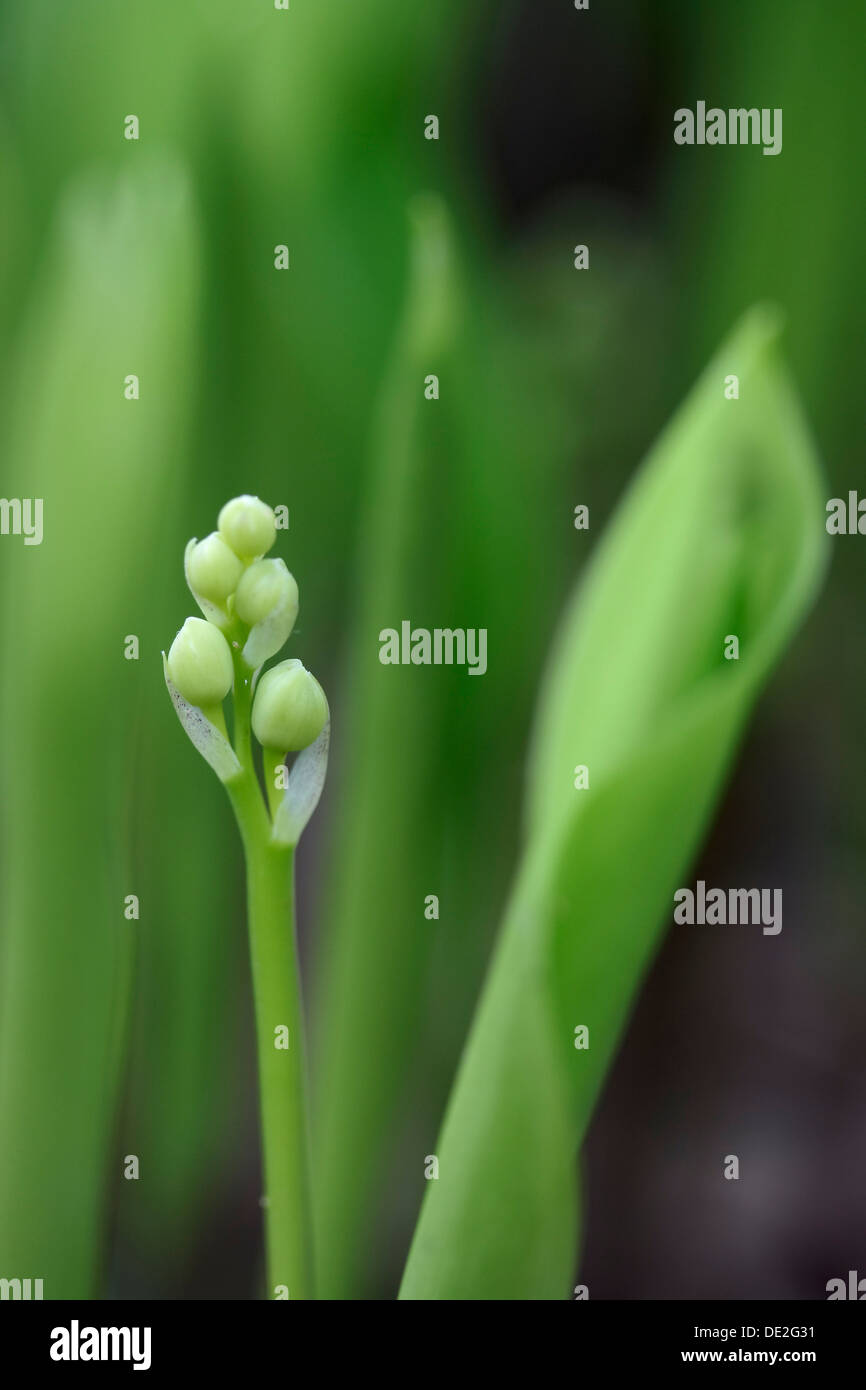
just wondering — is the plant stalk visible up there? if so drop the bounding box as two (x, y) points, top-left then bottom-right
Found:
(227, 651), (314, 1298)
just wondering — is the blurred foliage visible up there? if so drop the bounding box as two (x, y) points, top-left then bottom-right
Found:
(0, 0), (855, 1299)
(0, 159), (201, 1296)
(400, 310), (825, 1297)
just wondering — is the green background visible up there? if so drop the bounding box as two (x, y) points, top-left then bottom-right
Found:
(0, 0), (861, 1299)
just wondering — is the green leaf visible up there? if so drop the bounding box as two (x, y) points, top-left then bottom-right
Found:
(163, 657), (242, 785)
(272, 722), (330, 848)
(399, 307), (827, 1300)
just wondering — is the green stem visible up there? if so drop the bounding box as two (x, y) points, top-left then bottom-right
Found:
(247, 828), (314, 1298)
(262, 747), (287, 820)
(225, 646), (314, 1299)
(231, 641), (254, 769)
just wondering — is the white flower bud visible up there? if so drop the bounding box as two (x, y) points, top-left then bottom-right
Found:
(218, 494), (276, 560)
(235, 558), (298, 628)
(236, 558), (299, 668)
(167, 616), (233, 707)
(186, 532), (244, 604)
(252, 658), (329, 752)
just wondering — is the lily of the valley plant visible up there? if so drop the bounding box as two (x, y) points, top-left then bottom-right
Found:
(162, 313), (824, 1303)
(164, 495), (329, 1299)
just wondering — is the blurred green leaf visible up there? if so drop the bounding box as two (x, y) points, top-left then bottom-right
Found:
(312, 197), (674, 1301)
(0, 158), (200, 1297)
(399, 307), (826, 1299)
(310, 196), (462, 1299)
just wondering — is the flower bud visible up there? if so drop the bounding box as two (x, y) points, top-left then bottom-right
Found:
(167, 616), (234, 707)
(235, 558), (298, 628)
(218, 494), (276, 560)
(186, 532), (244, 604)
(252, 658), (328, 752)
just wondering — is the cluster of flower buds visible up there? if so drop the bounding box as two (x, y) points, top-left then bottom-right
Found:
(165, 496), (329, 804)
